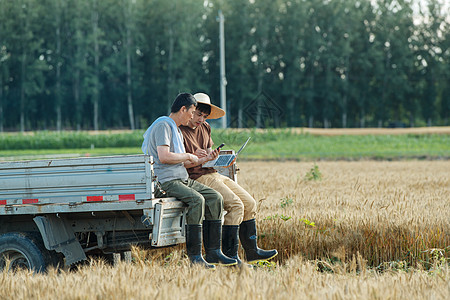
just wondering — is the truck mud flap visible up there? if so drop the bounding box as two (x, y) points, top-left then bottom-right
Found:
(33, 215), (87, 266)
(144, 200), (186, 247)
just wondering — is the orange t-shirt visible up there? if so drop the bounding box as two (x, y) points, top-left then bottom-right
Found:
(179, 122), (217, 180)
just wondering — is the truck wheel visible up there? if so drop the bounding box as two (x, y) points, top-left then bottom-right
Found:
(0, 232), (50, 273)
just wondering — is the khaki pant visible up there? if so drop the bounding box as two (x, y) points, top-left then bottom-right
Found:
(156, 178), (223, 225)
(196, 172), (256, 225)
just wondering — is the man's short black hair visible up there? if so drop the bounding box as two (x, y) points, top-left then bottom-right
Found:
(196, 103), (211, 115)
(171, 93), (197, 113)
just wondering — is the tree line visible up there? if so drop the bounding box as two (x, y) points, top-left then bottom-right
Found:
(0, 0), (448, 131)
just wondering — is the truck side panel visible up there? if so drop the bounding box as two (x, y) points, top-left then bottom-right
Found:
(0, 155), (154, 205)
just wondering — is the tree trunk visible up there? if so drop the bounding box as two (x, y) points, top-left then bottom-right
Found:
(360, 105), (365, 128)
(0, 0), (4, 131)
(166, 27), (174, 114)
(238, 108), (243, 128)
(342, 60), (349, 128)
(286, 95), (295, 127)
(307, 71), (315, 128)
(409, 113), (415, 127)
(256, 28), (269, 128)
(256, 71), (263, 128)
(125, 1), (135, 130)
(126, 44), (134, 129)
(324, 57), (332, 128)
(20, 51), (27, 132)
(379, 49), (390, 130)
(0, 71), (3, 132)
(74, 68), (81, 130)
(308, 116), (314, 128)
(72, 0), (82, 131)
(92, 0), (99, 130)
(56, 10), (62, 131)
(360, 115), (365, 128)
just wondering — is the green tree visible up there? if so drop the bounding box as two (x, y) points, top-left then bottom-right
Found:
(7, 0), (47, 131)
(416, 0), (448, 126)
(276, 0), (309, 127)
(348, 0), (381, 127)
(0, 0), (448, 130)
(0, 0), (10, 132)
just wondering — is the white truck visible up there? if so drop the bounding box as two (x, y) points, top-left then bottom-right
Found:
(0, 154), (236, 272)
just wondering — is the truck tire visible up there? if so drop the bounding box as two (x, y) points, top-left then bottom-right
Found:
(0, 232), (51, 273)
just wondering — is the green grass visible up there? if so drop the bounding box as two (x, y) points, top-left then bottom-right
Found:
(0, 131), (143, 150)
(0, 148), (140, 161)
(212, 129), (450, 160)
(237, 134), (449, 160)
(0, 129), (448, 161)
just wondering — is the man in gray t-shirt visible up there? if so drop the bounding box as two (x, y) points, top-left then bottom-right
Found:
(142, 93), (237, 268)
(147, 120), (189, 184)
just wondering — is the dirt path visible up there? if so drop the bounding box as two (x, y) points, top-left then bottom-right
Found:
(291, 126), (450, 135)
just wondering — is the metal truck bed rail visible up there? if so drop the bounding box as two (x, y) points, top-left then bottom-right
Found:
(0, 155), (154, 207)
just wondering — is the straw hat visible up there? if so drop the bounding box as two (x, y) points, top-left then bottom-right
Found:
(193, 93), (225, 120)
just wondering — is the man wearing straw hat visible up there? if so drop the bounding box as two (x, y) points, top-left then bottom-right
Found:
(142, 92), (237, 268)
(180, 92), (278, 265)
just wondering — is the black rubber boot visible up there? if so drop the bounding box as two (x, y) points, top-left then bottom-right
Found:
(222, 225), (253, 268)
(185, 224), (215, 269)
(203, 220), (238, 266)
(222, 225), (243, 265)
(239, 219), (278, 264)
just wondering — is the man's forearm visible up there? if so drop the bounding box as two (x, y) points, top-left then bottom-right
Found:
(160, 152), (191, 165)
(184, 156), (209, 169)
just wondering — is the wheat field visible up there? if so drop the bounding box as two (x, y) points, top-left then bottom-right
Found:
(1, 161), (449, 300)
(241, 161), (449, 268)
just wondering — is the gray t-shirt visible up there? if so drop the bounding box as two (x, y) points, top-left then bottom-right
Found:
(146, 120), (189, 184)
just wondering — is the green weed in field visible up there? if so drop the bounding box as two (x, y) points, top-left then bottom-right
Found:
(300, 218), (316, 227)
(264, 214), (292, 221)
(305, 164), (322, 181)
(280, 197), (294, 208)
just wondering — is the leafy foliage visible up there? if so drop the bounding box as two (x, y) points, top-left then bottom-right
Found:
(305, 164), (322, 181)
(300, 218), (316, 227)
(0, 0), (448, 131)
(280, 197), (293, 208)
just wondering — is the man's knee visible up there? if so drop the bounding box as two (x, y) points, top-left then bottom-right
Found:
(201, 189), (223, 220)
(185, 194), (205, 225)
(232, 199), (245, 215)
(201, 185), (222, 202)
(216, 190), (224, 202)
(190, 194), (206, 208)
(224, 196), (244, 220)
(210, 189), (224, 209)
(223, 192), (243, 211)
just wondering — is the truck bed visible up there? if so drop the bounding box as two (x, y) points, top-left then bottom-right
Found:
(0, 155), (154, 210)
(0, 155), (186, 268)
